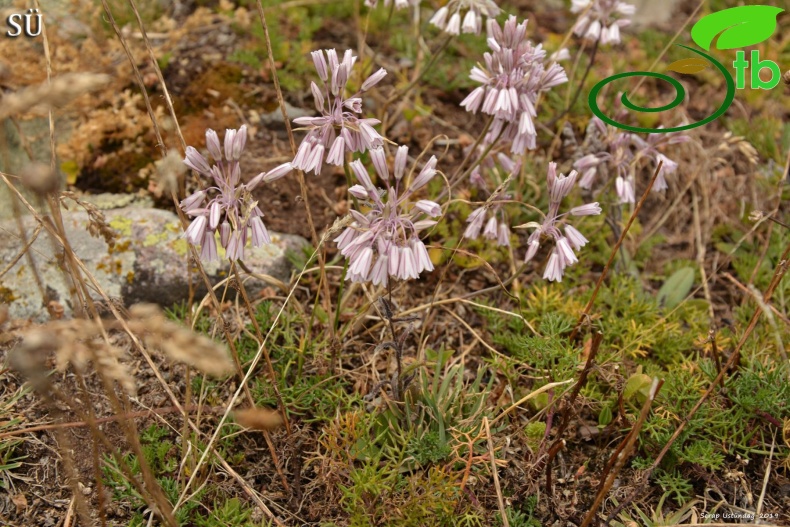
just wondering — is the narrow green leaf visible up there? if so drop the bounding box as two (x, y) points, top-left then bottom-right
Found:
(691, 6), (784, 51)
(657, 267), (695, 309)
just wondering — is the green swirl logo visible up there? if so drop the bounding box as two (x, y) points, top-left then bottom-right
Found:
(589, 5), (785, 134)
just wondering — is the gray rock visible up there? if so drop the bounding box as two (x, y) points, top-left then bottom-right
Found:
(0, 207), (308, 321)
(631, 0), (684, 27)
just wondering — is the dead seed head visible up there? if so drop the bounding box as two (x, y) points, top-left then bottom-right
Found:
(126, 304), (234, 377)
(0, 73), (110, 120)
(234, 407), (285, 432)
(20, 162), (61, 195)
(12, 321), (136, 395)
(61, 192), (119, 247)
(749, 210), (766, 222)
(154, 150), (186, 198)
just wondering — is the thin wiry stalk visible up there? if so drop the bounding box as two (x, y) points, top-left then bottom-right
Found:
(28, 8), (175, 522)
(569, 161), (664, 341)
(255, 0), (335, 343)
(581, 378), (662, 527)
(174, 228), (340, 510)
(231, 262), (291, 434)
(606, 239), (790, 522)
(544, 332), (603, 494)
(99, 0), (259, 408)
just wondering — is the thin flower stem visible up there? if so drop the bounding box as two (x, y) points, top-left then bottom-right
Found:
(333, 258), (349, 333)
(550, 38), (599, 127)
(230, 262), (292, 436)
(448, 115), (495, 184)
(569, 161), (664, 341)
(256, 1), (338, 348)
(385, 33), (453, 107)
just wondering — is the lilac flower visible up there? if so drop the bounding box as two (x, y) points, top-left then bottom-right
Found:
(334, 146), (441, 285)
(573, 117), (689, 203)
(293, 50), (386, 175)
(460, 16), (567, 155)
(180, 125), (293, 262)
(430, 0), (501, 35)
(571, 0), (635, 45)
(365, 0), (419, 10)
(521, 162), (601, 282)
(463, 195), (513, 247)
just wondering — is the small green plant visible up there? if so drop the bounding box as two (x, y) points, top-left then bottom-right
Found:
(655, 469), (694, 505)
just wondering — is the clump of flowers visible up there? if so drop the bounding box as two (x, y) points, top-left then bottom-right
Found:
(292, 49), (387, 175)
(522, 162), (601, 282)
(464, 154), (521, 246)
(571, 0), (635, 45)
(365, 0), (418, 10)
(460, 16), (568, 155)
(430, 0), (501, 35)
(181, 125), (293, 261)
(573, 117), (689, 203)
(463, 199), (512, 247)
(334, 146), (441, 285)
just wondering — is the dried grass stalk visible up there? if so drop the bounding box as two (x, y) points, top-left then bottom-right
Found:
(126, 304), (234, 377)
(12, 321), (136, 395)
(61, 191), (119, 247)
(11, 304), (233, 395)
(0, 73), (110, 120)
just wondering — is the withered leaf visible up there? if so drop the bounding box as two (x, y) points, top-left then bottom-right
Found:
(666, 58), (710, 74)
(12, 493), (28, 515)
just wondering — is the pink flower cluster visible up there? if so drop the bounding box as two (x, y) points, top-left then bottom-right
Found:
(460, 16), (568, 155)
(573, 117), (689, 203)
(571, 0), (635, 45)
(429, 0), (501, 35)
(293, 49), (387, 175)
(180, 125), (292, 261)
(334, 146), (441, 285)
(365, 0), (419, 10)
(524, 162), (601, 282)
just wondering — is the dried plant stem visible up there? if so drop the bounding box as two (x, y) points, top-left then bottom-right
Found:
(544, 332), (603, 494)
(231, 263), (291, 434)
(99, 0), (166, 157)
(381, 33), (453, 133)
(490, 379), (574, 427)
(484, 417), (509, 527)
(722, 273), (790, 327)
(0, 221), (42, 280)
(569, 161), (664, 341)
(127, 0), (185, 151)
(55, 384), (177, 526)
(580, 378), (662, 527)
(176, 237), (332, 510)
(254, 0), (315, 244)
(255, 0), (335, 339)
(755, 434), (776, 525)
(691, 187), (715, 321)
(0, 405), (231, 440)
(75, 373), (108, 527)
(606, 239), (790, 523)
